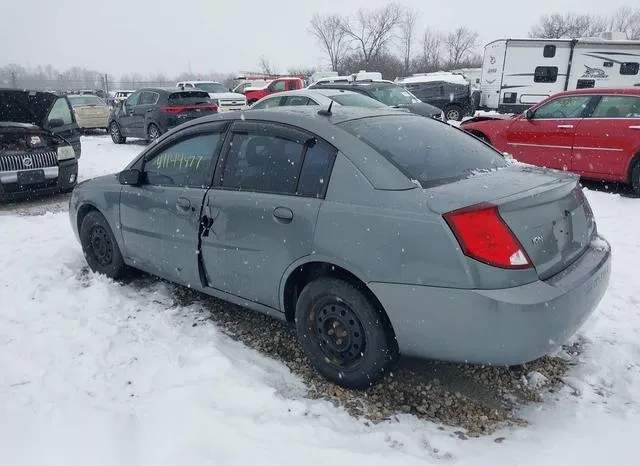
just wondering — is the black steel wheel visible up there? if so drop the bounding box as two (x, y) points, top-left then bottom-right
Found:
(295, 277), (398, 389)
(79, 210), (126, 279)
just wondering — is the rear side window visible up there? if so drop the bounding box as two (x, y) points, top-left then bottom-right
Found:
(168, 91), (210, 106)
(338, 115), (507, 188)
(329, 93), (387, 108)
(534, 66), (558, 83)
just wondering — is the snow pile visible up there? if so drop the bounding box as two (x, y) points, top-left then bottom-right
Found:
(0, 136), (639, 465)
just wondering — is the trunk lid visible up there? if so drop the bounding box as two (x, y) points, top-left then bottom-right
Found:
(426, 164), (596, 279)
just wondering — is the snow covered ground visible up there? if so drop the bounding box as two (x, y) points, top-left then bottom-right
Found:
(1, 135), (639, 465)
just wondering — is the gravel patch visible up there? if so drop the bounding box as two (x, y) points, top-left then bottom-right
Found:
(165, 281), (581, 438)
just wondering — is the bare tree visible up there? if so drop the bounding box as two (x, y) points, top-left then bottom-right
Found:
(445, 27), (479, 69)
(529, 13), (607, 38)
(418, 29), (443, 72)
(398, 7), (419, 76)
(308, 13), (350, 72)
(609, 7), (640, 39)
(259, 56), (275, 75)
(341, 3), (404, 67)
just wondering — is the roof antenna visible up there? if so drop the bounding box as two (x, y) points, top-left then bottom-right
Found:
(317, 100), (334, 116)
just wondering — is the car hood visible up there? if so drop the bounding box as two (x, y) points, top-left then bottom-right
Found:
(397, 102), (442, 117)
(462, 113), (517, 125)
(0, 89), (57, 127)
(208, 92), (246, 99)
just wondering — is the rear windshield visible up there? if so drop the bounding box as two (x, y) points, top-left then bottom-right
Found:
(68, 96), (106, 106)
(168, 91), (211, 106)
(338, 115), (507, 188)
(194, 82), (227, 93)
(329, 93), (387, 108)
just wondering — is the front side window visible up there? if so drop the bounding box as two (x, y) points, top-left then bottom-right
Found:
(338, 115), (507, 188)
(125, 92), (140, 107)
(282, 96), (310, 106)
(532, 95), (592, 119)
(48, 97), (74, 125)
(591, 95), (640, 118)
(270, 81), (286, 92)
(144, 133), (222, 188)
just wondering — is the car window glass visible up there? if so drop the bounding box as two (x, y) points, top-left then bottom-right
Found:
(126, 92), (140, 107)
(283, 96), (310, 106)
(533, 96), (592, 119)
(271, 81), (286, 91)
(48, 97), (73, 125)
(252, 96), (282, 109)
(296, 140), (336, 198)
(144, 133), (221, 188)
(338, 114), (507, 188)
(138, 91), (157, 105)
(591, 95), (640, 118)
(221, 132), (304, 194)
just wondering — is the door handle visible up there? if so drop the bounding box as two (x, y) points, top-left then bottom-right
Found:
(557, 124), (574, 129)
(273, 206), (293, 223)
(176, 197), (191, 211)
(629, 125), (640, 130)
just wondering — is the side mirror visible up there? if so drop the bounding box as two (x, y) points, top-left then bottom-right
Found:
(524, 109), (534, 120)
(48, 118), (65, 128)
(118, 168), (142, 186)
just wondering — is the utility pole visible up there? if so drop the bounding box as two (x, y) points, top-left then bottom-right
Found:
(10, 71), (17, 88)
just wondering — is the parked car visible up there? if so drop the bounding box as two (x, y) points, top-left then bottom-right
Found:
(250, 89), (389, 110)
(1, 89), (79, 201)
(108, 88), (218, 144)
(307, 80), (444, 119)
(67, 94), (110, 132)
(176, 81), (247, 112)
(244, 77), (305, 105)
(460, 88), (640, 194)
(70, 106), (611, 389)
(398, 76), (474, 121)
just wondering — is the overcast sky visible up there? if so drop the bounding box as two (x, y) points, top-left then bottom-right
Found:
(0, 0), (634, 78)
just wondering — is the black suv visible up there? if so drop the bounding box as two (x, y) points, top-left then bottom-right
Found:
(307, 80), (444, 119)
(399, 80), (473, 121)
(1, 89), (80, 202)
(108, 88), (218, 144)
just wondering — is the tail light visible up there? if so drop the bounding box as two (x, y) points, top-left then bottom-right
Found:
(443, 203), (532, 269)
(160, 105), (218, 113)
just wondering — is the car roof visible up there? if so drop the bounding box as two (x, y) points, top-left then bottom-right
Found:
(263, 88), (365, 99)
(137, 87), (210, 93)
(554, 87), (640, 96)
(312, 81), (397, 90)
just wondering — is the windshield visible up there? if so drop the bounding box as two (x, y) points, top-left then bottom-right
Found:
(329, 93), (387, 108)
(338, 114), (507, 188)
(194, 82), (227, 93)
(68, 95), (106, 107)
(368, 85), (421, 106)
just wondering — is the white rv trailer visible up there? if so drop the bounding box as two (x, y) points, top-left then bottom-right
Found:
(480, 37), (640, 113)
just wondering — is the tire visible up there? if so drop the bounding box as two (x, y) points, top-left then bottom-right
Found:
(444, 104), (463, 121)
(631, 158), (640, 195)
(79, 210), (127, 279)
(110, 122), (126, 144)
(295, 277), (398, 389)
(147, 123), (161, 142)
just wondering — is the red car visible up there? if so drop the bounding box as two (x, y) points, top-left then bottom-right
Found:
(461, 88), (640, 194)
(244, 77), (304, 105)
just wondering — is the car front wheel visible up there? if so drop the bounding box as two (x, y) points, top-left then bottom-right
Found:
(110, 122), (126, 144)
(295, 277), (398, 389)
(79, 210), (127, 279)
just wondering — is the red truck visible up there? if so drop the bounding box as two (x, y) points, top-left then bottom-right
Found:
(244, 77), (305, 105)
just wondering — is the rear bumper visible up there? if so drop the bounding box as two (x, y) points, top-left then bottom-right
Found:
(0, 159), (78, 202)
(370, 238), (611, 366)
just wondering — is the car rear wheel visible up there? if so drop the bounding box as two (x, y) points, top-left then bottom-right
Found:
(444, 104), (463, 121)
(147, 123), (160, 142)
(110, 122), (126, 144)
(79, 210), (127, 279)
(295, 277), (398, 389)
